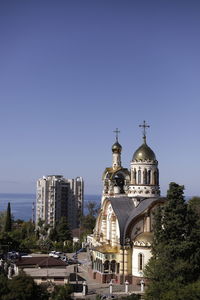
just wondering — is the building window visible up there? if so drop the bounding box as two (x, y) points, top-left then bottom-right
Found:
(138, 253), (144, 271)
(143, 169), (147, 184)
(153, 171), (157, 185)
(147, 170), (151, 184)
(138, 170), (141, 184)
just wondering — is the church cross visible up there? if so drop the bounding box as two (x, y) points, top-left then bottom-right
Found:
(113, 128), (120, 142)
(139, 120), (150, 142)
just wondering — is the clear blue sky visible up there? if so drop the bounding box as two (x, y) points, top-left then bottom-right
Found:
(0, 0), (200, 196)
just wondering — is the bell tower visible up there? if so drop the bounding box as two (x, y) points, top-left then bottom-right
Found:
(112, 128), (122, 170)
(128, 121), (160, 198)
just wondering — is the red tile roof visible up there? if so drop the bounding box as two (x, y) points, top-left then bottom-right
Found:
(16, 256), (67, 267)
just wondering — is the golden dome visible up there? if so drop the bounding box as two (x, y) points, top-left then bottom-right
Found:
(132, 142), (156, 161)
(112, 141), (122, 153)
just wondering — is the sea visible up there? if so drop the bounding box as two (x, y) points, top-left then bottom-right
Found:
(0, 193), (101, 221)
(0, 193), (192, 222)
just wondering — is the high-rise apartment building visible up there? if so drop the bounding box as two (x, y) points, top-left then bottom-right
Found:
(36, 175), (84, 229)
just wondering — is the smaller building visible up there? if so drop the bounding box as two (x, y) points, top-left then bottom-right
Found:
(14, 256), (69, 285)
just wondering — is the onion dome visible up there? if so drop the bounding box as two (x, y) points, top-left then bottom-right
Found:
(132, 139), (156, 161)
(112, 141), (122, 153)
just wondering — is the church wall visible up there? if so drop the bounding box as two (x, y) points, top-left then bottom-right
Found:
(132, 247), (152, 277)
(130, 219), (144, 240)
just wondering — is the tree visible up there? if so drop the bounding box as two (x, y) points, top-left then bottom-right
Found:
(0, 211), (6, 232)
(0, 272), (49, 300)
(4, 202), (12, 232)
(145, 182), (200, 300)
(0, 274), (9, 298)
(51, 284), (73, 300)
(56, 217), (72, 242)
(188, 196), (200, 217)
(81, 201), (100, 234)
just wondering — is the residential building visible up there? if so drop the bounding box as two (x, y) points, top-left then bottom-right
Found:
(14, 256), (69, 285)
(36, 175), (84, 229)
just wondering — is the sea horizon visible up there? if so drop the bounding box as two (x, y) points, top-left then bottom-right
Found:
(0, 193), (193, 221)
(0, 193), (101, 221)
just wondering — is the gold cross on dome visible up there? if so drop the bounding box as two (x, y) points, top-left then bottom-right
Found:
(113, 128), (120, 142)
(139, 120), (150, 142)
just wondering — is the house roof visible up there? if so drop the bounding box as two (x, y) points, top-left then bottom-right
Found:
(23, 267), (69, 278)
(16, 256), (67, 268)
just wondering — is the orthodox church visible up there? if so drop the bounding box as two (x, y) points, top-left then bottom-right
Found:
(87, 122), (166, 284)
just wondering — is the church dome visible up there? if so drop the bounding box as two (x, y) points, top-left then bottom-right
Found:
(112, 141), (122, 153)
(132, 142), (156, 161)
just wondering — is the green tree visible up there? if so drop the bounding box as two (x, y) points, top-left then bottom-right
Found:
(145, 182), (200, 300)
(4, 202), (12, 232)
(188, 196), (200, 217)
(51, 284), (73, 300)
(81, 201), (100, 234)
(56, 217), (72, 242)
(1, 272), (48, 300)
(0, 211), (6, 232)
(0, 274), (9, 298)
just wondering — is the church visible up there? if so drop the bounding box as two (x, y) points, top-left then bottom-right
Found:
(87, 121), (166, 284)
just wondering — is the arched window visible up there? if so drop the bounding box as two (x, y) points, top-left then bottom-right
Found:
(138, 170), (141, 184)
(157, 169), (159, 185)
(106, 205), (112, 241)
(143, 169), (147, 184)
(138, 253), (144, 271)
(134, 169), (137, 182)
(111, 260), (116, 273)
(104, 260), (109, 273)
(114, 173), (125, 193)
(153, 171), (157, 185)
(147, 170), (151, 184)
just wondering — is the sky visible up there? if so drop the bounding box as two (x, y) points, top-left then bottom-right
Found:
(0, 0), (200, 196)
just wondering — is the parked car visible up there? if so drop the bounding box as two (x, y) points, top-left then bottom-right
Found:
(7, 251), (19, 259)
(49, 251), (65, 259)
(49, 251), (58, 258)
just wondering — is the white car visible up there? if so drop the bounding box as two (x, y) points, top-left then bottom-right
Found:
(49, 251), (59, 258)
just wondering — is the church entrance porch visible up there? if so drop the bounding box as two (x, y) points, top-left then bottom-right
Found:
(91, 257), (121, 283)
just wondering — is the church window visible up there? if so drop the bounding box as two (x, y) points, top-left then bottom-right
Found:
(147, 170), (151, 184)
(133, 168), (137, 183)
(153, 171), (157, 185)
(143, 169), (147, 184)
(157, 169), (159, 185)
(106, 205), (112, 241)
(138, 170), (141, 184)
(138, 253), (144, 271)
(111, 260), (116, 273)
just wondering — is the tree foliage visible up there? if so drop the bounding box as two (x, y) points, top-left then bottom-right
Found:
(81, 201), (100, 234)
(51, 284), (73, 300)
(4, 202), (12, 232)
(0, 272), (49, 300)
(145, 182), (200, 300)
(188, 196), (200, 217)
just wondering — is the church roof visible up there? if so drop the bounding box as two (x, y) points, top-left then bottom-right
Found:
(108, 196), (166, 245)
(109, 197), (135, 244)
(102, 167), (130, 180)
(132, 142), (156, 162)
